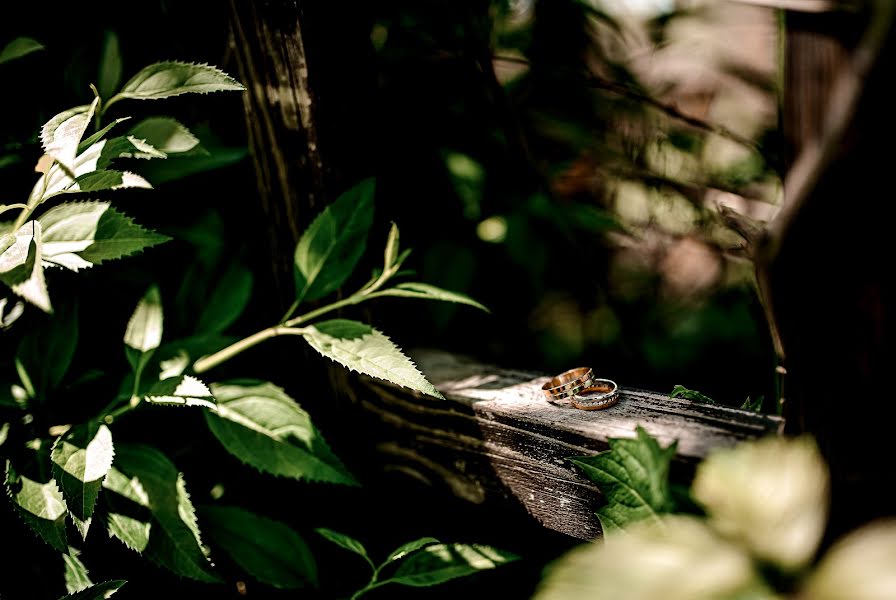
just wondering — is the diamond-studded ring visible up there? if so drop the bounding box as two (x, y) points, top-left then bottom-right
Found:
(571, 379), (619, 411)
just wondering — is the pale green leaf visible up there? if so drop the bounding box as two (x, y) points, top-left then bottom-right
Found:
(384, 222), (400, 268)
(803, 521), (896, 600)
(102, 466), (151, 552)
(67, 170), (152, 194)
(0, 221), (51, 312)
(112, 61), (244, 102)
(4, 462), (68, 552)
(0, 37), (45, 64)
(0, 422), (9, 446)
(386, 537), (440, 563)
(145, 375), (215, 410)
(129, 117), (203, 155)
(124, 285), (163, 354)
(195, 265), (252, 333)
(59, 580), (126, 600)
(569, 427), (677, 533)
(15, 300), (78, 397)
(389, 543), (518, 587)
(78, 118), (130, 153)
(1, 296), (25, 329)
(63, 550), (93, 593)
(205, 381), (356, 485)
(112, 444), (220, 582)
(41, 99), (99, 169)
(315, 528), (369, 559)
(51, 423), (115, 538)
(40, 202), (169, 271)
(98, 31), (122, 100)
(201, 505), (317, 589)
(377, 282), (489, 312)
(303, 319), (443, 399)
(294, 178), (374, 302)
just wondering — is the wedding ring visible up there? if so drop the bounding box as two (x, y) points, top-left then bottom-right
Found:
(571, 379), (619, 411)
(542, 367), (596, 401)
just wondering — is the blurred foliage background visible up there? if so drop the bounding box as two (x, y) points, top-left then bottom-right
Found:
(2, 0), (783, 597)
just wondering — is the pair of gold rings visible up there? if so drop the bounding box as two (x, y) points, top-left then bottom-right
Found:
(541, 367), (619, 411)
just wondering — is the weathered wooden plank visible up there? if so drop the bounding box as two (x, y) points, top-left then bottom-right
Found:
(353, 350), (783, 540)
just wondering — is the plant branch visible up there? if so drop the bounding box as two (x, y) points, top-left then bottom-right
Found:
(0, 203), (28, 217)
(192, 326), (308, 374)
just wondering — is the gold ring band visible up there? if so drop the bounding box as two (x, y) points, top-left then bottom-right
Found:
(542, 367), (596, 401)
(571, 380), (619, 411)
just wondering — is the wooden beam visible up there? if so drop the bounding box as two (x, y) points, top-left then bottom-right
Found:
(351, 351), (783, 540)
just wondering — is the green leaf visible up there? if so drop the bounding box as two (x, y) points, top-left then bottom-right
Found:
(205, 381), (356, 485)
(63, 550), (93, 593)
(40, 202), (169, 271)
(98, 31), (122, 100)
(68, 170), (152, 194)
(195, 265), (252, 333)
(145, 375), (216, 410)
(201, 505), (317, 589)
(569, 427), (677, 533)
(111, 61), (244, 102)
(78, 118), (130, 153)
(137, 144), (246, 184)
(670, 385), (716, 404)
(4, 462), (68, 552)
(51, 423), (114, 538)
(294, 178), (375, 302)
(389, 544), (518, 587)
(0, 221), (51, 312)
(59, 580), (126, 600)
(129, 117), (203, 155)
(15, 300), (78, 398)
(303, 319), (443, 399)
(112, 444), (220, 582)
(0, 37), (45, 64)
(386, 537), (440, 563)
(95, 135), (167, 169)
(377, 282), (489, 312)
(124, 285), (163, 354)
(740, 395), (764, 412)
(41, 99), (99, 169)
(315, 528), (369, 560)
(384, 222), (400, 268)
(101, 466), (151, 553)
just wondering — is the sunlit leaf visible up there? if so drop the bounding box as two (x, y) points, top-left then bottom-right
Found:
(569, 426), (677, 533)
(201, 505), (317, 589)
(102, 466), (151, 553)
(0, 37), (45, 64)
(0, 221), (51, 312)
(59, 580), (126, 600)
(303, 319), (443, 399)
(124, 285), (163, 354)
(315, 528), (369, 560)
(377, 282), (489, 312)
(51, 423), (115, 538)
(67, 170), (152, 194)
(386, 537), (440, 563)
(389, 543), (518, 587)
(63, 550), (93, 593)
(294, 178), (374, 302)
(129, 117), (203, 155)
(111, 61), (244, 102)
(112, 445), (220, 582)
(41, 99), (99, 169)
(4, 462), (68, 552)
(205, 381), (355, 485)
(145, 375), (215, 410)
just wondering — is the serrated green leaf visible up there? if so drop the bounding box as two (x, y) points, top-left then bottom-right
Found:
(205, 381), (356, 485)
(0, 37), (45, 64)
(102, 466), (151, 552)
(96, 136), (167, 168)
(78, 118), (130, 153)
(129, 117), (203, 155)
(294, 178), (375, 302)
(196, 265), (252, 334)
(15, 300), (78, 398)
(201, 505), (317, 589)
(111, 61), (244, 102)
(303, 319), (443, 399)
(68, 170), (152, 194)
(386, 537), (440, 563)
(740, 395), (764, 412)
(670, 385), (716, 404)
(98, 31), (122, 100)
(124, 285), (163, 354)
(40, 202), (169, 270)
(59, 580), (125, 600)
(145, 375), (215, 410)
(4, 462), (68, 552)
(51, 423), (114, 538)
(41, 99), (99, 169)
(377, 282), (489, 312)
(0, 221), (51, 312)
(569, 427), (677, 533)
(388, 544), (518, 587)
(63, 550), (93, 593)
(315, 528), (369, 559)
(112, 445), (220, 582)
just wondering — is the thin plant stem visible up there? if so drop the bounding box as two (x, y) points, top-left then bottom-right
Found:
(193, 326), (308, 374)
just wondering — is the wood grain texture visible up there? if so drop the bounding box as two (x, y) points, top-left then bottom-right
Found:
(351, 350), (783, 540)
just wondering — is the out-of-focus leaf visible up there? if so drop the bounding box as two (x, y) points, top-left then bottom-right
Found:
(0, 37), (45, 64)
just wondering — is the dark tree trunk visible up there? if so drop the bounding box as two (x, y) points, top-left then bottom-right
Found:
(777, 7), (894, 537)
